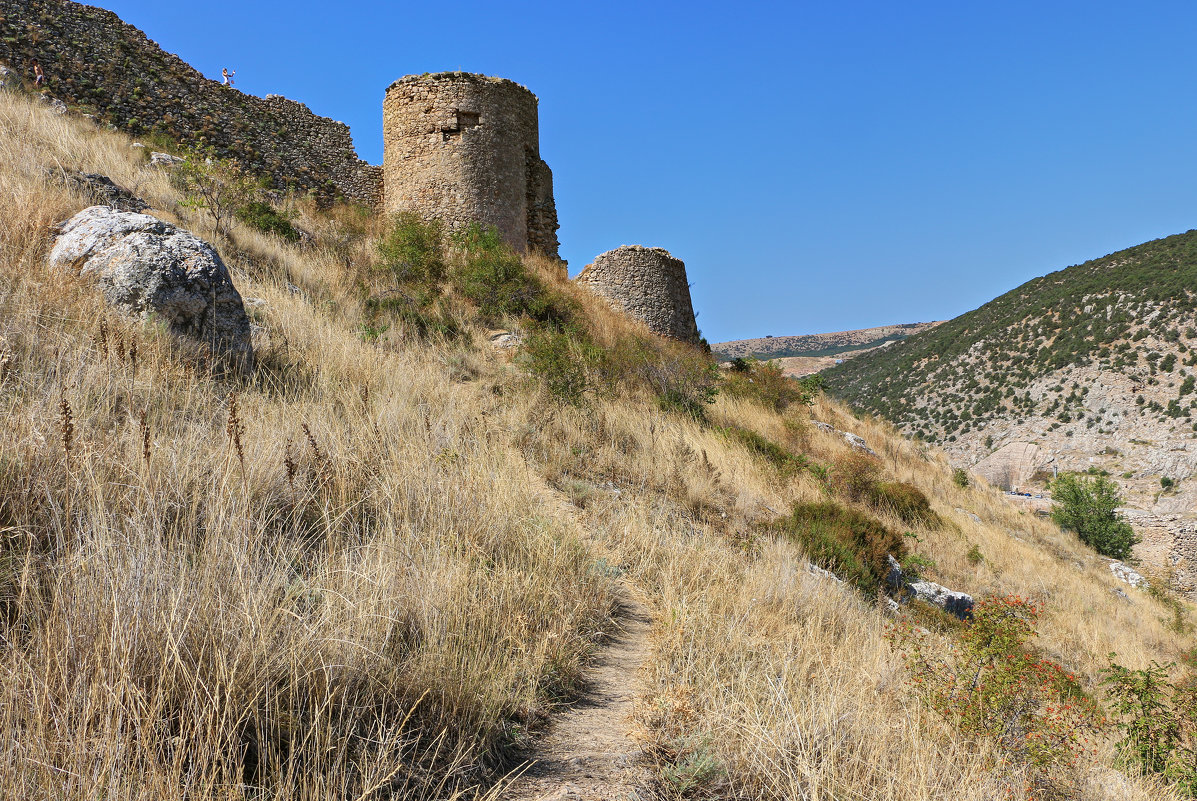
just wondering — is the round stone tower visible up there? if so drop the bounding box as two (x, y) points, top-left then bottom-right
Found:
(576, 246), (701, 345)
(382, 72), (560, 259)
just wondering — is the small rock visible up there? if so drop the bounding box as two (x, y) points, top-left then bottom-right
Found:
(0, 65), (13, 90)
(1112, 588), (1130, 602)
(488, 329), (521, 349)
(842, 431), (877, 456)
(1109, 561), (1148, 589)
(59, 171), (148, 213)
(887, 554), (975, 620)
(955, 507), (982, 524)
(149, 151), (185, 168)
(48, 206), (252, 359)
(807, 563), (844, 585)
(44, 96), (68, 115)
(813, 421), (835, 434)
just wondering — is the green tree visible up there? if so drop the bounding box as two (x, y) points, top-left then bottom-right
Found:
(1050, 474), (1139, 559)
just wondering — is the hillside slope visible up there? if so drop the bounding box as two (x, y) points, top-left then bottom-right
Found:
(713, 321), (941, 360)
(0, 77), (1192, 801)
(823, 230), (1197, 583)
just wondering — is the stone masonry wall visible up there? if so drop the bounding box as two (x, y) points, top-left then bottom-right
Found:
(576, 246), (700, 344)
(383, 72), (559, 259)
(0, 0), (381, 206)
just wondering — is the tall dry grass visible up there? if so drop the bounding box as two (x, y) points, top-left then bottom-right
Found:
(0, 89), (614, 799)
(0, 84), (1191, 801)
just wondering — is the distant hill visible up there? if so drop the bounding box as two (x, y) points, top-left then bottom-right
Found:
(712, 321), (942, 362)
(823, 228), (1197, 523)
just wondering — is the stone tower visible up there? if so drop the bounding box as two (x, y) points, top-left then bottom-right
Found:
(576, 246), (701, 345)
(382, 72), (560, 259)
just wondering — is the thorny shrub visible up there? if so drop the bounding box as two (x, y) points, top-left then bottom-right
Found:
(1101, 659), (1197, 796)
(889, 596), (1105, 797)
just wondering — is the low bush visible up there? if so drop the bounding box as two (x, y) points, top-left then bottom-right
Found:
(776, 502), (906, 594)
(607, 336), (718, 419)
(524, 324), (604, 405)
(237, 200), (300, 242)
(1102, 659), (1197, 796)
(721, 358), (807, 412)
(890, 596), (1105, 796)
(867, 481), (941, 527)
(451, 224), (574, 326)
(722, 426), (806, 475)
(366, 214), (459, 340)
(377, 211), (445, 286)
(833, 451), (881, 502)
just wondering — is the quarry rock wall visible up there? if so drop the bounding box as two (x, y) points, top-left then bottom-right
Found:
(383, 72), (559, 259)
(0, 0), (381, 205)
(576, 246), (700, 344)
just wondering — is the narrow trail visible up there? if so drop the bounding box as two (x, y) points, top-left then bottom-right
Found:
(502, 588), (653, 800)
(501, 470), (654, 800)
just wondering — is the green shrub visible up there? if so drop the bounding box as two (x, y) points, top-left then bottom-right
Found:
(1162, 476), (1176, 491)
(777, 502), (906, 594)
(1102, 659), (1197, 795)
(1049, 474), (1139, 559)
(451, 224), (574, 326)
(377, 212), (445, 286)
(237, 201), (299, 242)
(524, 324), (603, 405)
(866, 481), (941, 527)
(607, 336), (718, 419)
(721, 358), (807, 412)
(952, 468), (970, 489)
(366, 214), (459, 340)
(723, 426), (805, 475)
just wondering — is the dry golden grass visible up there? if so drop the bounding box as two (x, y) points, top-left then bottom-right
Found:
(0, 86), (1191, 800)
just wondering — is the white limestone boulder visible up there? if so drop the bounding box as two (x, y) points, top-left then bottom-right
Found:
(48, 206), (252, 359)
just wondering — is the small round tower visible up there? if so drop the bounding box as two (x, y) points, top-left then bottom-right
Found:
(576, 246), (701, 344)
(382, 72), (559, 258)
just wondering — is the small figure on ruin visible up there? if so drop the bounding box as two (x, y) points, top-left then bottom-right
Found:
(32, 60), (45, 87)
(221, 67), (235, 86)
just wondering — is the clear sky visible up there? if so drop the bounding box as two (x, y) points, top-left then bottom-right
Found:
(98, 0), (1197, 344)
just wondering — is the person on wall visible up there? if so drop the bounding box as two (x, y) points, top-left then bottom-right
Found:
(32, 60), (45, 87)
(221, 67), (235, 86)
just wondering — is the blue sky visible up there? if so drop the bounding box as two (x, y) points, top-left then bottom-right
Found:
(100, 0), (1197, 343)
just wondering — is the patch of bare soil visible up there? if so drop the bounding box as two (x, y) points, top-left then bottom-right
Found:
(500, 587), (653, 801)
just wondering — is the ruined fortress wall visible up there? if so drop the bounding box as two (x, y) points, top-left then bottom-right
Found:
(576, 246), (700, 344)
(383, 73), (560, 259)
(0, 0), (381, 205)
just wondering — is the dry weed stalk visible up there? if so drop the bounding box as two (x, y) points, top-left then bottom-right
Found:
(58, 388), (74, 460)
(138, 408), (151, 466)
(226, 391), (245, 475)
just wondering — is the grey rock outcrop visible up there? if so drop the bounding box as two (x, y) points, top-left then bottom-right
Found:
(887, 554), (975, 620)
(1109, 561), (1148, 589)
(149, 151), (184, 168)
(60, 172), (147, 213)
(48, 206), (251, 358)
